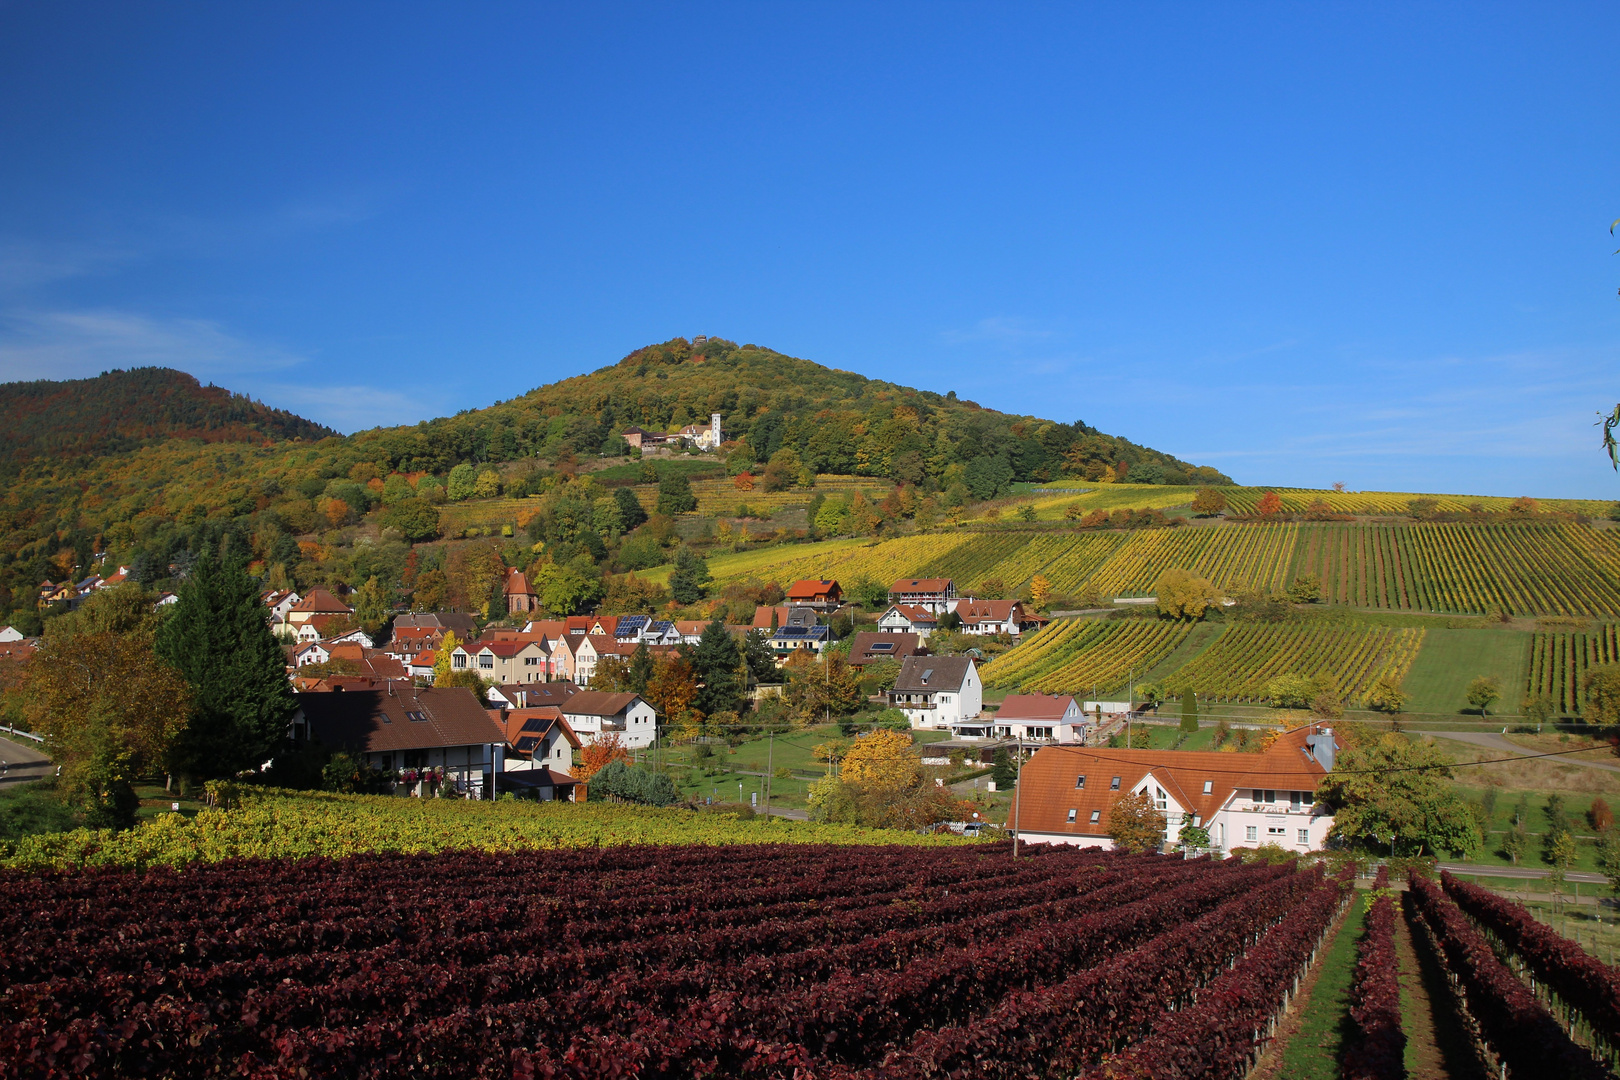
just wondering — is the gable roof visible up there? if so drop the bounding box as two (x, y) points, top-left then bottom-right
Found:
(393, 612), (480, 636)
(489, 681), (579, 709)
(503, 567), (535, 597)
(561, 691), (644, 718)
(490, 707), (579, 754)
(893, 655), (974, 692)
(786, 579), (841, 599)
(1008, 727), (1338, 837)
(884, 604), (937, 624)
(954, 599), (1026, 623)
(290, 588), (352, 614)
(890, 577), (952, 594)
(996, 693), (1078, 722)
(296, 686), (505, 753)
(847, 631), (925, 665)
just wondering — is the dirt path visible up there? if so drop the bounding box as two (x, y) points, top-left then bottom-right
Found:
(1397, 898), (1488, 1080)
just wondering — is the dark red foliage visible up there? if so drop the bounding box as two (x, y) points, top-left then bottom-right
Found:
(1442, 870), (1620, 1047)
(2, 844), (1342, 1080)
(1342, 891), (1405, 1080)
(1408, 874), (1606, 1080)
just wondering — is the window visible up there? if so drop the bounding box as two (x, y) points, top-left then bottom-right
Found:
(1290, 791), (1304, 811)
(1253, 789), (1275, 805)
(1110, 776), (1121, 791)
(453, 653), (468, 669)
(1298, 829), (1310, 845)
(1154, 786), (1167, 810)
(1066, 809), (1077, 823)
(1090, 810), (1101, 823)
(1245, 826), (1258, 842)
(405, 711), (428, 723)
(1267, 826), (1286, 838)
(478, 654), (494, 669)
(1076, 776), (1086, 790)
(1203, 780), (1213, 795)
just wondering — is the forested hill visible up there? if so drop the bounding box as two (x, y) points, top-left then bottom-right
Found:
(0, 368), (335, 466)
(346, 337), (1230, 487)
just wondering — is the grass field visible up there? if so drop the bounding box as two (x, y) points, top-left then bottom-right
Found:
(1401, 628), (1529, 717)
(1271, 896), (1367, 1080)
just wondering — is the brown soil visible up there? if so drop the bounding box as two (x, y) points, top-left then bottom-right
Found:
(1398, 899), (1489, 1080)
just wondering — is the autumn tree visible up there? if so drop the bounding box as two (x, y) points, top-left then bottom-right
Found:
(1029, 575), (1052, 611)
(645, 653), (698, 732)
(1105, 790), (1167, 853)
(1465, 676), (1500, 717)
(351, 575), (393, 638)
(1190, 487), (1227, 516)
(433, 630), (461, 683)
(576, 733), (631, 780)
(783, 651), (864, 724)
(1317, 733), (1480, 857)
(446, 543), (506, 616)
(1366, 677), (1407, 715)
(413, 569), (449, 612)
(1154, 568), (1220, 619)
(841, 728), (919, 790)
(1582, 665), (1620, 725)
(154, 553), (297, 778)
(1255, 491), (1283, 517)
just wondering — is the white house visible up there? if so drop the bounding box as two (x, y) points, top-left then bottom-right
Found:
(888, 655), (983, 729)
(562, 691), (659, 749)
(952, 599), (1047, 638)
(988, 693), (1087, 743)
(887, 578), (956, 614)
(0, 625), (24, 643)
(1008, 725), (1341, 854)
(877, 604), (938, 638)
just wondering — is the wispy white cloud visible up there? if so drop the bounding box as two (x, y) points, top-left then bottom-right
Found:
(255, 382), (435, 433)
(0, 308), (309, 382)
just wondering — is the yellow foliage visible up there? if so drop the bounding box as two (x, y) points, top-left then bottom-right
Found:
(840, 729), (918, 790)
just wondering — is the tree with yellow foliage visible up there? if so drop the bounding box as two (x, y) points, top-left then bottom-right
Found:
(432, 630), (460, 684)
(1030, 575), (1052, 611)
(1154, 568), (1221, 620)
(840, 728), (919, 790)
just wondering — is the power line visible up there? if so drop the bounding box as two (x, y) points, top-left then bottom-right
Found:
(1024, 740), (1616, 776)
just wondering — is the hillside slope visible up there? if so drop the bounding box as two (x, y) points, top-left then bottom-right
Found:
(0, 367), (335, 467)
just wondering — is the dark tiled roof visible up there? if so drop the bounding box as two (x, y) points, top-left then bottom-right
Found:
(893, 655), (974, 692)
(297, 686), (505, 753)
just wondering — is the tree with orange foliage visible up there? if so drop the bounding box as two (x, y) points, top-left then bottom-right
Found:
(576, 733), (630, 780)
(645, 653), (699, 731)
(734, 471), (755, 491)
(1256, 491), (1282, 518)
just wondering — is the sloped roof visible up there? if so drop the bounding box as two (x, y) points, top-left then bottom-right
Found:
(503, 568), (535, 597)
(290, 588), (352, 614)
(847, 631), (925, 666)
(489, 681), (579, 708)
(786, 579), (841, 599)
(561, 691), (644, 718)
(884, 604), (937, 624)
(996, 693), (1077, 722)
(297, 686), (505, 753)
(1008, 727), (1337, 838)
(954, 599), (1025, 623)
(890, 578), (952, 593)
(893, 655), (974, 692)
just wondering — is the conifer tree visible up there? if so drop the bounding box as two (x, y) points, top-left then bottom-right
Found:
(154, 553), (297, 777)
(691, 617), (744, 716)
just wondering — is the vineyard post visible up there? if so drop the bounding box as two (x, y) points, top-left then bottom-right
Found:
(1012, 734), (1023, 857)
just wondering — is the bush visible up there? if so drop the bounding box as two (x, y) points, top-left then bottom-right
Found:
(588, 760), (678, 806)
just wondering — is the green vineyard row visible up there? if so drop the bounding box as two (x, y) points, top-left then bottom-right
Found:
(1159, 623), (1424, 705)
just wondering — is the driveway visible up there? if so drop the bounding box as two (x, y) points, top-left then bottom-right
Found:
(1437, 862), (1606, 885)
(0, 734), (52, 789)
(1431, 731), (1620, 775)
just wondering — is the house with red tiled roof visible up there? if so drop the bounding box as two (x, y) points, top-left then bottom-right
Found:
(503, 567), (538, 614)
(284, 588), (353, 631)
(784, 579), (843, 610)
(449, 637), (551, 684)
(491, 706), (580, 775)
(562, 691), (658, 749)
(1008, 725), (1342, 854)
(408, 650), (437, 681)
(953, 599), (1046, 638)
(888, 577), (955, 613)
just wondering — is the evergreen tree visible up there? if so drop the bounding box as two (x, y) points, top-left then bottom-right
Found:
(668, 546), (711, 604)
(691, 617), (745, 716)
(743, 629), (779, 683)
(154, 553), (298, 777)
(1179, 689), (1198, 733)
(628, 640), (656, 696)
(614, 486), (649, 531)
(656, 472), (698, 515)
(991, 748), (1017, 788)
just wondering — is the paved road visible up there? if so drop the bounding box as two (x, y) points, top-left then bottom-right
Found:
(1438, 862), (1606, 884)
(1432, 731), (1620, 774)
(0, 734), (51, 789)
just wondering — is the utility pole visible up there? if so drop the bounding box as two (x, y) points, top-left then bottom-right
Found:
(1012, 734), (1024, 858)
(764, 731), (774, 815)
(1126, 668), (1133, 748)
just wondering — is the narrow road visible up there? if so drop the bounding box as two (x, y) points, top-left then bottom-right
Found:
(1438, 862), (1606, 885)
(0, 734), (51, 790)
(1432, 731), (1620, 774)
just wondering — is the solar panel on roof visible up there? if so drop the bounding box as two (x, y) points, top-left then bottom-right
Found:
(869, 642), (894, 651)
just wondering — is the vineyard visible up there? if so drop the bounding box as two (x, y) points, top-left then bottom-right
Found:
(0, 845), (1349, 1080)
(0, 791), (964, 872)
(981, 617), (1191, 694)
(1158, 623), (1424, 705)
(630, 474), (897, 516)
(1292, 523), (1620, 617)
(1526, 625), (1620, 716)
(1087, 523), (1298, 596)
(1222, 488), (1613, 517)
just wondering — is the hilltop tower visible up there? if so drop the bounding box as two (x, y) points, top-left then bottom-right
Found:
(711, 412), (722, 446)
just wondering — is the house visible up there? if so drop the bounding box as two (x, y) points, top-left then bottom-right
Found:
(887, 655), (983, 729)
(326, 627), (376, 649)
(494, 707), (580, 777)
(323, 642), (410, 681)
(877, 604), (939, 638)
(154, 592), (178, 607)
(0, 625), (24, 643)
(953, 599), (1047, 638)
(888, 577), (956, 614)
(846, 631), (927, 668)
(561, 691), (659, 749)
(1007, 725), (1341, 853)
(282, 588), (353, 631)
(988, 693), (1087, 743)
(290, 685), (508, 798)
(643, 619), (684, 645)
(674, 620), (710, 644)
(674, 413), (723, 450)
(295, 614), (354, 644)
(770, 623), (831, 656)
(408, 651), (438, 681)
(262, 589), (302, 624)
(487, 681), (579, 710)
(449, 637), (552, 684)
(290, 641), (331, 668)
(613, 614), (650, 643)
(503, 568), (539, 614)
(387, 613), (480, 661)
(785, 579), (843, 610)
(621, 426), (672, 450)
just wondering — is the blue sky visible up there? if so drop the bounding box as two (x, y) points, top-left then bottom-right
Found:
(1, 3), (1617, 498)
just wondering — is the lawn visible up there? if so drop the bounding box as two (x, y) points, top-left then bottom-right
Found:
(1401, 627), (1530, 718)
(1271, 895), (1367, 1079)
